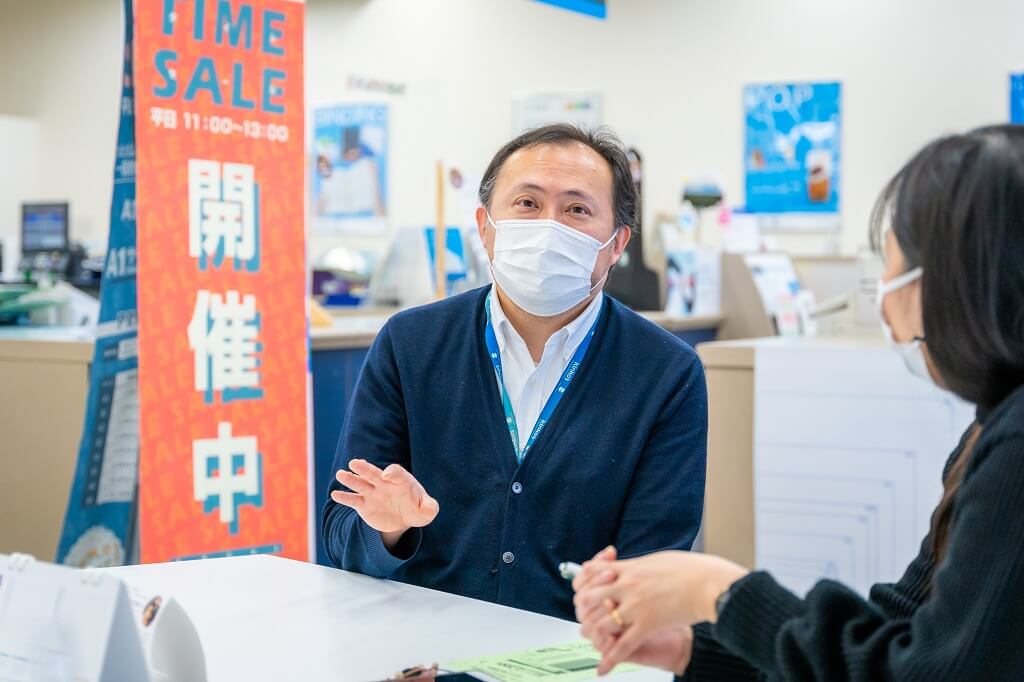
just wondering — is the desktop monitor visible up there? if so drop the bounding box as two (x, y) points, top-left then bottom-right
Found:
(21, 202), (69, 255)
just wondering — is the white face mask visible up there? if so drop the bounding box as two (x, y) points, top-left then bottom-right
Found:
(487, 214), (618, 317)
(877, 267), (933, 384)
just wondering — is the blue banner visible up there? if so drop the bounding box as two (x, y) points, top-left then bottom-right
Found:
(1012, 73), (1024, 124)
(424, 226), (468, 296)
(57, 0), (140, 567)
(744, 82), (841, 214)
(534, 0), (606, 19)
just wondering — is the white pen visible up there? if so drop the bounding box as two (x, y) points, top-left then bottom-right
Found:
(558, 561), (583, 581)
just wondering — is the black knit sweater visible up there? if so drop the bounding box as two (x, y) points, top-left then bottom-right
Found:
(683, 383), (1024, 681)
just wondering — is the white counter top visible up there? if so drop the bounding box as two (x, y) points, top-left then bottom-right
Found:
(106, 555), (666, 682)
(0, 326), (94, 362)
(311, 309), (723, 350)
(0, 311), (724, 355)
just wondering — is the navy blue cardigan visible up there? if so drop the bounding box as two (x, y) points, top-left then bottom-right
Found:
(322, 286), (707, 620)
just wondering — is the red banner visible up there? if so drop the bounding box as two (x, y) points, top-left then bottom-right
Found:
(135, 0), (309, 562)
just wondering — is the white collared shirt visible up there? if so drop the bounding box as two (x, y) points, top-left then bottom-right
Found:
(488, 290), (604, 452)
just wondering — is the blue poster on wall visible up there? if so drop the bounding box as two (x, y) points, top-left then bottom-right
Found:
(533, 0), (606, 19)
(312, 104), (388, 225)
(57, 0), (140, 567)
(1012, 73), (1024, 124)
(744, 82), (841, 214)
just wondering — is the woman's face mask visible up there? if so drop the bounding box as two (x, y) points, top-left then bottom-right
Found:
(877, 267), (935, 385)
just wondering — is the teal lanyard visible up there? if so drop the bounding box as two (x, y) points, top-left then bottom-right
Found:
(483, 292), (602, 462)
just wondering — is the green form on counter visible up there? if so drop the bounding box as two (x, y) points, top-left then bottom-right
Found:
(446, 640), (643, 681)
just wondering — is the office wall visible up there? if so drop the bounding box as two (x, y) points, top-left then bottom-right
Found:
(0, 0), (122, 258)
(306, 0), (1023, 258)
(1, 0), (1022, 262)
(0, 116), (42, 278)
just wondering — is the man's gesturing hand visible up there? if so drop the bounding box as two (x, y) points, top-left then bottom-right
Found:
(332, 459), (439, 550)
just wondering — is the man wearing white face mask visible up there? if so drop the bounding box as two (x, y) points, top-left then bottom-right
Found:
(323, 124), (708, 621)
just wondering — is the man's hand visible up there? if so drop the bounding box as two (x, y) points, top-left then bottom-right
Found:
(331, 459), (439, 550)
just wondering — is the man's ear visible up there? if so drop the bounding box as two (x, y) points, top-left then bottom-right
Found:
(611, 226), (632, 266)
(475, 206), (490, 245)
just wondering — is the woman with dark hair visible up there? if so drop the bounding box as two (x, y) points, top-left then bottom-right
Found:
(573, 125), (1024, 680)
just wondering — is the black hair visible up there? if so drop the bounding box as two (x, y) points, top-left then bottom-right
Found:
(478, 123), (639, 233)
(870, 125), (1024, 411)
(870, 125), (1024, 568)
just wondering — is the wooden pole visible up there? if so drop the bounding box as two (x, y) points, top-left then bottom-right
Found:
(434, 160), (446, 300)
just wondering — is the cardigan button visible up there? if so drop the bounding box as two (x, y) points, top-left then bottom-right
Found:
(511, 482), (523, 495)
(502, 551), (515, 564)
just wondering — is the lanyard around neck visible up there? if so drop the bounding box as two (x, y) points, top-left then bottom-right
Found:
(483, 291), (602, 462)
